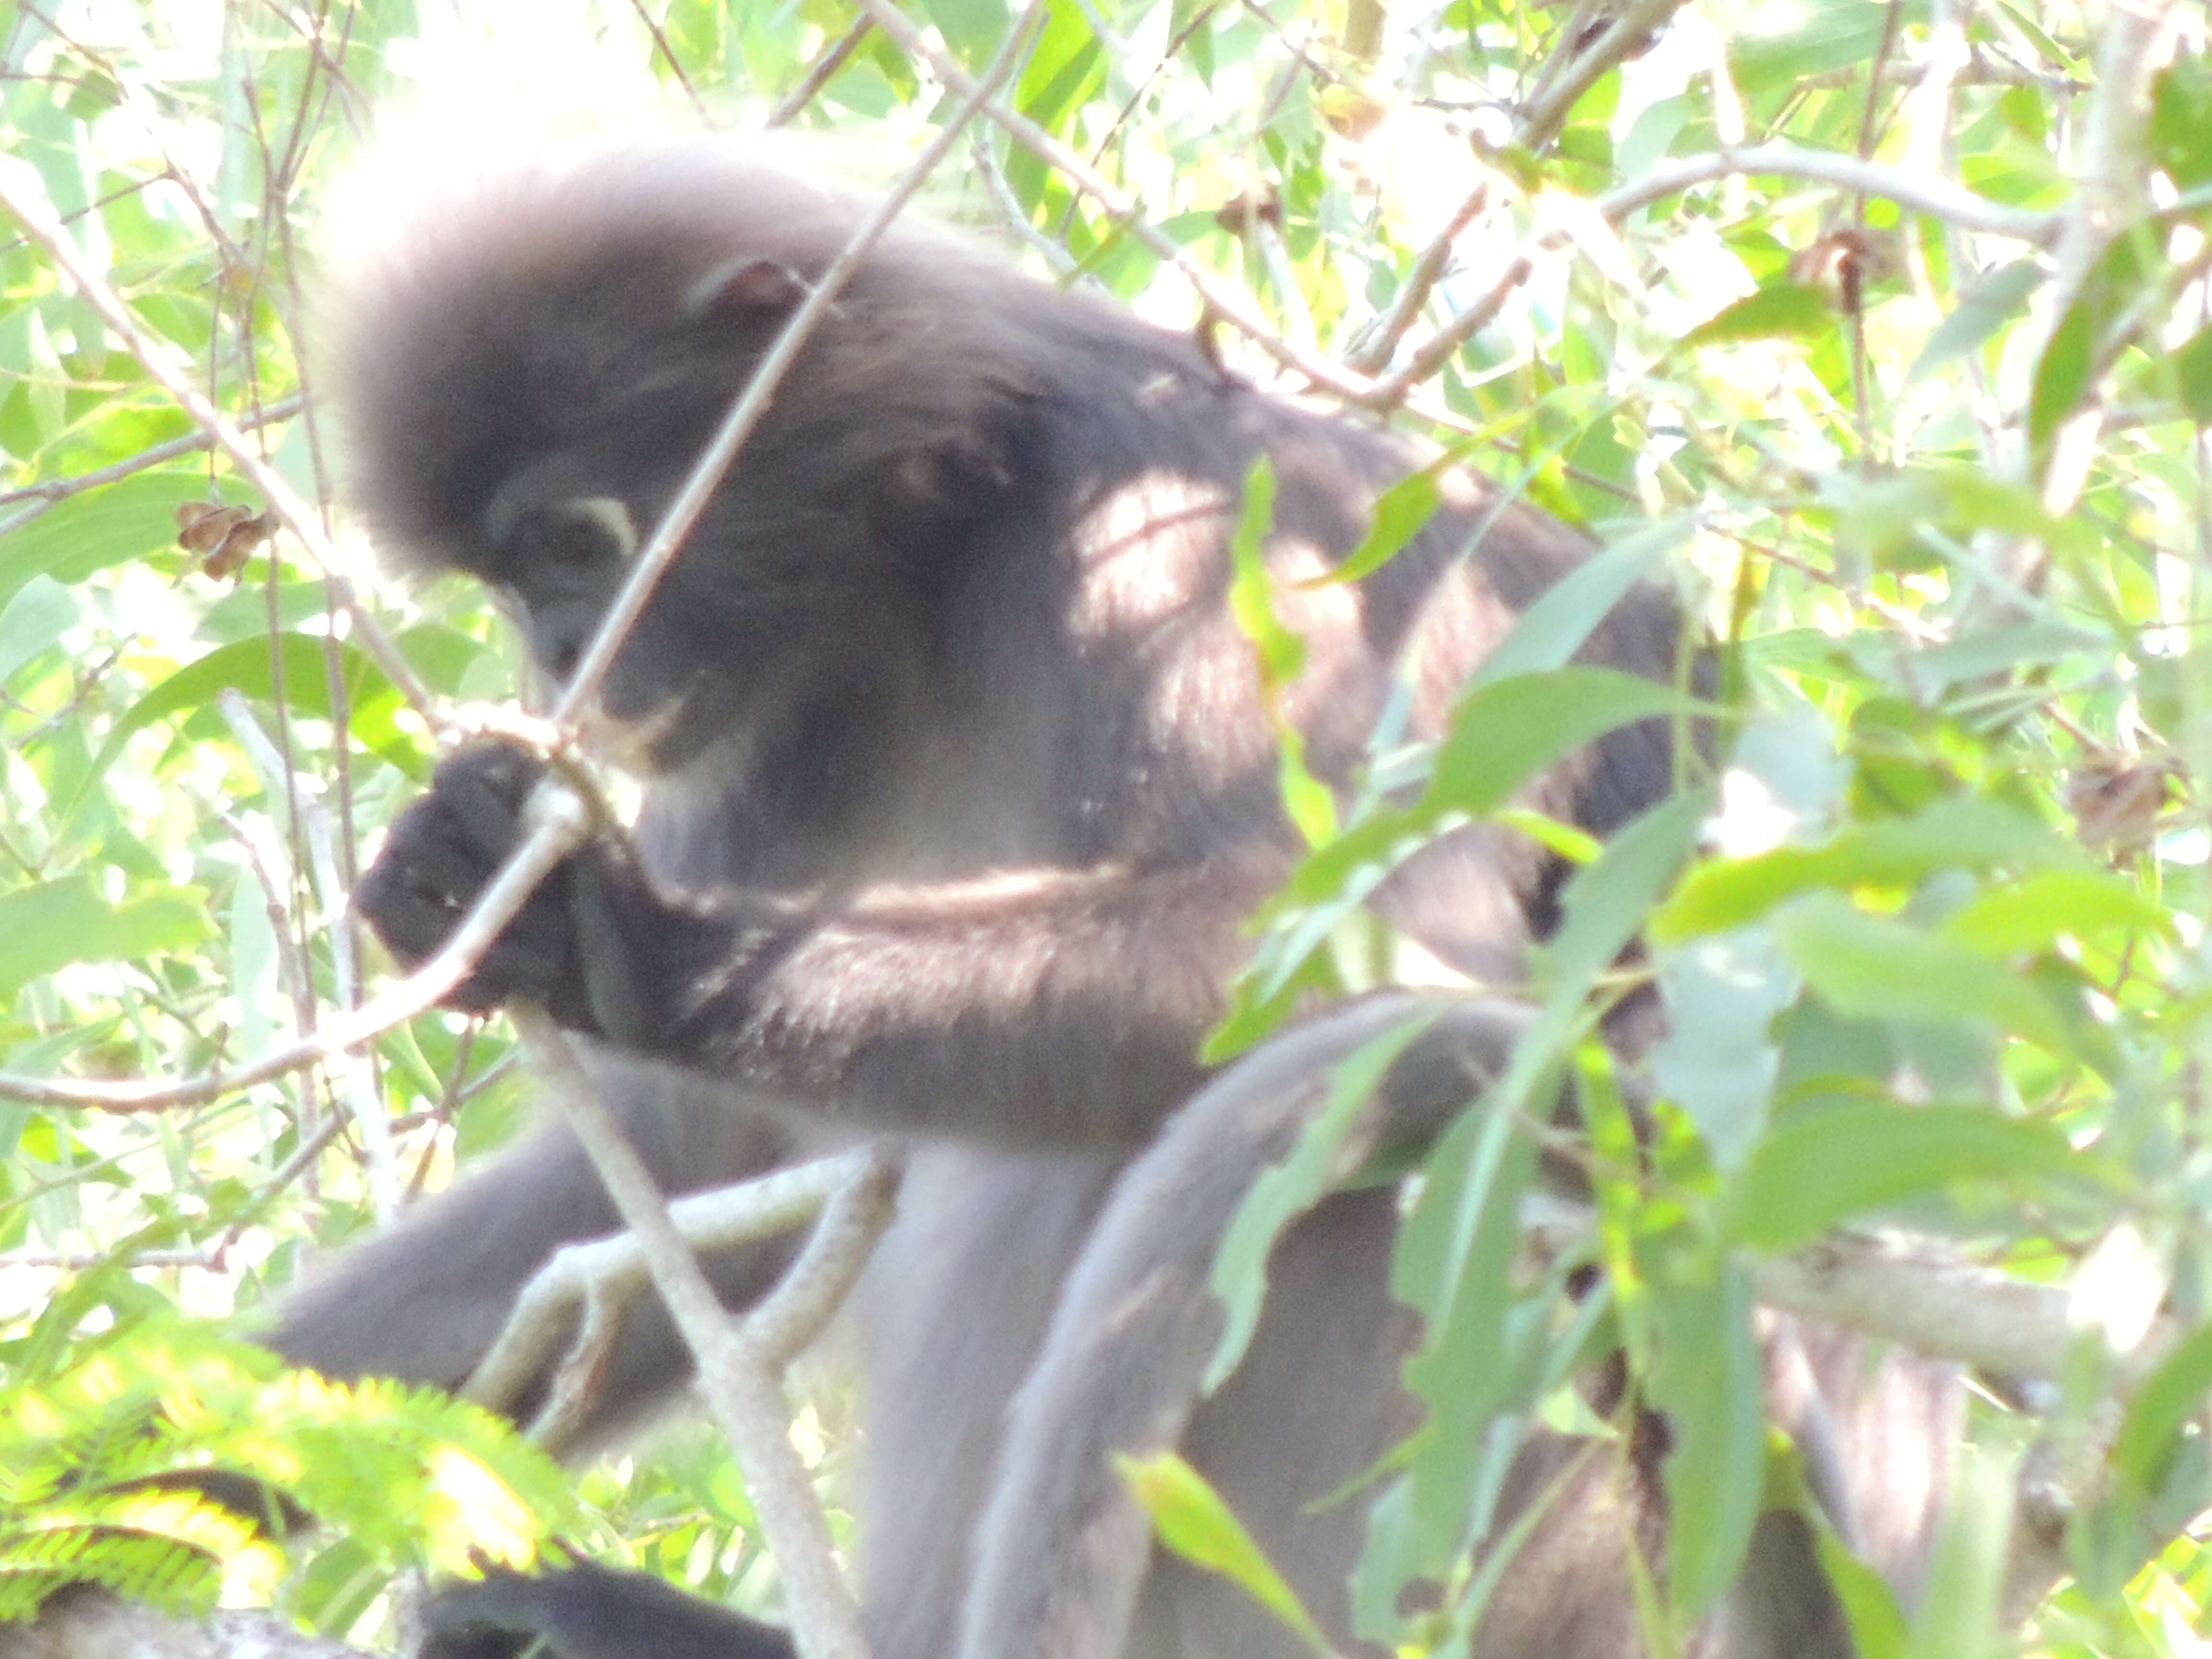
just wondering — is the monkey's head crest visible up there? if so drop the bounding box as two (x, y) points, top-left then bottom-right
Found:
(317, 139), (1103, 774)
(318, 143), (1051, 591)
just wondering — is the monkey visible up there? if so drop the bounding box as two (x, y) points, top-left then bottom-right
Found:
(267, 143), (1961, 1659)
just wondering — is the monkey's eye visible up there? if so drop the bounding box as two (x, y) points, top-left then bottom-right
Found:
(514, 497), (638, 569)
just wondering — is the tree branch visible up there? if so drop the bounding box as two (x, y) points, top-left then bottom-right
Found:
(465, 1151), (897, 1452)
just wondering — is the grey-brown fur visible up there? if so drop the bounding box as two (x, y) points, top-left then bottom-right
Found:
(271, 144), (1958, 1659)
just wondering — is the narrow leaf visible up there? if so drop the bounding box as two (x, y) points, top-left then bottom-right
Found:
(1118, 1453), (1332, 1654)
(1730, 1102), (2087, 1252)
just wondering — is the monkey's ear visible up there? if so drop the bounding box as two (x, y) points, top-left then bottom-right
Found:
(691, 257), (809, 317)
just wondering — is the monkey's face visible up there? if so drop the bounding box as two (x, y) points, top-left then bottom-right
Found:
(469, 450), (766, 776)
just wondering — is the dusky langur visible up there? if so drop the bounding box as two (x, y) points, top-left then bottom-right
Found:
(272, 144), (1960, 1659)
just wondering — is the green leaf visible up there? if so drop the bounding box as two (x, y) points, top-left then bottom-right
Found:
(1226, 457), (1335, 846)
(1652, 926), (1796, 1171)
(1649, 1261), (1764, 1615)
(2029, 292), (2093, 456)
(2028, 235), (2147, 459)
(1900, 1444), (2015, 1659)
(1680, 282), (1831, 347)
(1472, 516), (1693, 686)
(1427, 668), (1679, 817)
(1117, 1453), (1332, 1654)
(1903, 621), (2104, 691)
(2151, 56), (2212, 189)
(1207, 1014), (1429, 1390)
(1330, 465), (1442, 584)
(1813, 1517), (1909, 1659)
(1771, 894), (2076, 1057)
(1821, 466), (2097, 571)
(1226, 458), (1301, 686)
(923, 0), (1013, 60)
(1390, 1097), (1542, 1580)
(0, 470), (202, 611)
(0, 876), (211, 1000)
(1652, 798), (2072, 942)
(0, 574), (77, 687)
(58, 635), (395, 832)
(1010, 0), (1098, 128)
(1729, 1102), (2088, 1251)
(2114, 1322), (2212, 1494)
(1544, 787), (1708, 996)
(1731, 1), (1892, 88)
(2175, 321), (2212, 426)
(1906, 262), (2043, 384)
(1209, 669), (1681, 1059)
(1942, 869), (2174, 955)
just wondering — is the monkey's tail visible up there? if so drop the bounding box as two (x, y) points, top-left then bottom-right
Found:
(956, 992), (1539, 1659)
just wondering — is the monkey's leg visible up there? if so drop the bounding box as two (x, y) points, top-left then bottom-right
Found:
(854, 1147), (1122, 1659)
(268, 1059), (804, 1440)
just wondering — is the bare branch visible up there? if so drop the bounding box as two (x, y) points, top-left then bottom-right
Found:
(1525, 1195), (2174, 1391)
(1363, 140), (2062, 401)
(508, 1000), (871, 1659)
(0, 394), (301, 526)
(1606, 142), (2067, 242)
(464, 1151), (894, 1444)
(2033, 0), (2182, 515)
(1753, 1229), (2096, 1383)
(1346, 178), (1491, 374)
(739, 1148), (900, 1368)
(0, 1597), (370, 1659)
(766, 19), (873, 128)
(1513, 0), (1686, 155)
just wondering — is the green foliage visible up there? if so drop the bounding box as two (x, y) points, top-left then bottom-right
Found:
(0, 1325), (577, 1625)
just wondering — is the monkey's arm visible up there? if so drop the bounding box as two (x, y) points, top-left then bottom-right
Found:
(359, 742), (1315, 1149)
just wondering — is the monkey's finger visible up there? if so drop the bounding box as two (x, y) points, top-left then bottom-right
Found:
(370, 826), (501, 912)
(435, 761), (532, 865)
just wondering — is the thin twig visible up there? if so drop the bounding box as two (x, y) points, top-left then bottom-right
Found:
(465, 1150), (892, 1443)
(1365, 141), (2064, 408)
(0, 394), (302, 520)
(511, 998), (871, 1659)
(1605, 142), (2064, 242)
(2033, 0), (2178, 514)
(1348, 179), (1491, 374)
(0, 173), (429, 710)
(627, 0), (703, 110)
(851, 0), (1378, 400)
(767, 19), (874, 128)
(1513, 0), (1686, 155)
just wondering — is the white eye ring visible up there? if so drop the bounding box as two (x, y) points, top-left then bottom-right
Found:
(560, 495), (639, 563)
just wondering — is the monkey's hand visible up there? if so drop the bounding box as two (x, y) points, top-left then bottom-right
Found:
(356, 741), (659, 1044)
